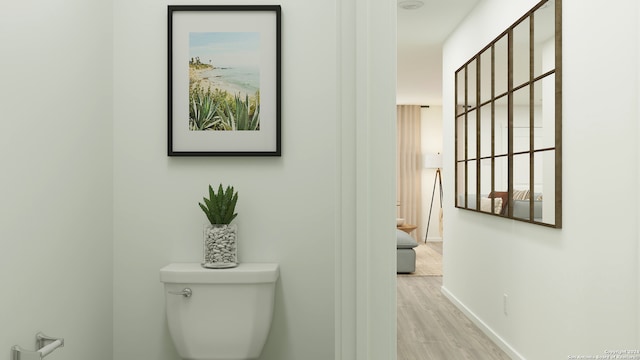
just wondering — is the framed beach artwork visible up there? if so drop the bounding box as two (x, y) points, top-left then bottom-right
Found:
(168, 5), (281, 156)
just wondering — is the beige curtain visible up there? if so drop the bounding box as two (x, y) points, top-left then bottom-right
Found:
(396, 105), (422, 241)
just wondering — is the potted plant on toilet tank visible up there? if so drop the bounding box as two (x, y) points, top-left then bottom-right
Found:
(199, 184), (239, 269)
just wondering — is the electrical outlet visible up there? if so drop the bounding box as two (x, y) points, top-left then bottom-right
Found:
(503, 293), (508, 315)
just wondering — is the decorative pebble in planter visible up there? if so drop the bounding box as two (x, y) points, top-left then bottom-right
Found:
(203, 224), (238, 268)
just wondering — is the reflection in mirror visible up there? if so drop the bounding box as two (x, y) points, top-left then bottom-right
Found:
(456, 161), (466, 207)
(494, 156), (509, 198)
(456, 116), (465, 160)
(494, 96), (508, 155)
(467, 110), (477, 159)
(512, 87), (530, 153)
(480, 49), (492, 104)
(539, 150), (556, 223)
(494, 36), (508, 96)
(512, 17), (530, 88)
(480, 104), (492, 158)
(467, 160), (477, 210)
(513, 154), (530, 193)
(479, 158), (498, 214)
(467, 60), (477, 108)
(454, 0), (561, 227)
(533, 0), (555, 77)
(512, 153), (531, 220)
(456, 68), (466, 114)
(536, 74), (556, 149)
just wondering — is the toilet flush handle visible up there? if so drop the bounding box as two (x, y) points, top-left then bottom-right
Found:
(169, 288), (192, 298)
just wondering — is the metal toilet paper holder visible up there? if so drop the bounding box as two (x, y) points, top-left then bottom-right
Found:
(11, 332), (64, 360)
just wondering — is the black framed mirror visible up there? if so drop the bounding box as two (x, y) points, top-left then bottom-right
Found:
(454, 0), (562, 228)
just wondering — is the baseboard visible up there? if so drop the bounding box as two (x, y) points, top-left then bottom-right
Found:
(440, 286), (526, 360)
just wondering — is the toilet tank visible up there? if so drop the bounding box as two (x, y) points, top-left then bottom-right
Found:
(160, 263), (279, 360)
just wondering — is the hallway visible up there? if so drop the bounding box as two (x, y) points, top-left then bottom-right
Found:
(397, 276), (511, 360)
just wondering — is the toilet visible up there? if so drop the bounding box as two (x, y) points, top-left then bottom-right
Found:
(160, 263), (279, 360)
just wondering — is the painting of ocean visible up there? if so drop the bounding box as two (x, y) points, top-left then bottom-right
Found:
(199, 66), (259, 97)
(189, 32), (260, 97)
(188, 32), (261, 131)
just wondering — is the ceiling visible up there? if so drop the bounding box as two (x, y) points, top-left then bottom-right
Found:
(396, 0), (480, 106)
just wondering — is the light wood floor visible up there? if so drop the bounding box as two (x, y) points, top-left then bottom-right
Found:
(397, 276), (511, 360)
(426, 241), (443, 256)
(398, 241), (443, 277)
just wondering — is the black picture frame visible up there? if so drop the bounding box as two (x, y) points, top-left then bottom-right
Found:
(168, 5), (281, 156)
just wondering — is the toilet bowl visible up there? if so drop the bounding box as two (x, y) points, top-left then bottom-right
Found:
(160, 263), (279, 360)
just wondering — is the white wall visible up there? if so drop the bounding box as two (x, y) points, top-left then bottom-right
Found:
(113, 1), (339, 359)
(337, 1), (397, 359)
(0, 1), (397, 360)
(0, 1), (113, 360)
(442, 0), (639, 359)
(397, 45), (443, 106)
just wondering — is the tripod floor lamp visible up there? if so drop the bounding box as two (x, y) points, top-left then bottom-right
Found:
(424, 153), (443, 243)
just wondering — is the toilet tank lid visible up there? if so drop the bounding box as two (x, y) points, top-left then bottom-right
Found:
(160, 263), (279, 284)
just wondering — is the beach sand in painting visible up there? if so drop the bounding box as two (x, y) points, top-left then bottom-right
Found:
(189, 66), (257, 99)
